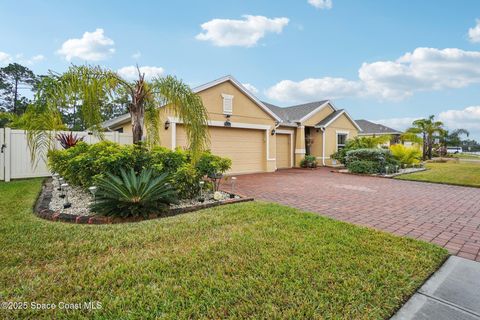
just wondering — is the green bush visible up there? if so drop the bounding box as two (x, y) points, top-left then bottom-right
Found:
(332, 136), (392, 164)
(347, 160), (378, 174)
(173, 163), (203, 199)
(300, 155), (317, 168)
(196, 151), (232, 177)
(91, 168), (178, 218)
(48, 141), (147, 187)
(345, 148), (399, 174)
(48, 142), (232, 199)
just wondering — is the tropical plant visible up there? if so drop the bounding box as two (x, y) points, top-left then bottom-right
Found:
(91, 168), (178, 218)
(400, 131), (423, 145)
(405, 115), (445, 160)
(56, 132), (84, 149)
(300, 155), (318, 168)
(20, 64), (209, 164)
(389, 144), (421, 166)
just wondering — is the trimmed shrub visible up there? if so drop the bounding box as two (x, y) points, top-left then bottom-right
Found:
(173, 163), (203, 199)
(347, 160), (378, 174)
(332, 136), (392, 164)
(48, 142), (232, 199)
(345, 148), (399, 174)
(196, 151), (232, 177)
(300, 155), (317, 168)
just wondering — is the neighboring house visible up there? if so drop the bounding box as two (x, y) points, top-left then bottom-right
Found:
(103, 75), (361, 174)
(355, 119), (403, 146)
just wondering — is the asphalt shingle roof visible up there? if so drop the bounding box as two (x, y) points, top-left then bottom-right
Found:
(262, 100), (329, 123)
(315, 109), (344, 127)
(102, 113), (130, 129)
(355, 119), (402, 135)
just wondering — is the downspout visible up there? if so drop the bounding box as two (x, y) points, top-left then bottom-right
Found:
(320, 127), (326, 166)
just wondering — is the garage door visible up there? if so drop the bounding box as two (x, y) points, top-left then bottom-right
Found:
(176, 125), (265, 174)
(276, 134), (291, 169)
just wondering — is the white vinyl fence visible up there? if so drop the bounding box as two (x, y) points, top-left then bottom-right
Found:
(0, 128), (133, 182)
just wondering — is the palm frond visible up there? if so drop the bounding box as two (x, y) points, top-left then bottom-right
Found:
(151, 75), (209, 162)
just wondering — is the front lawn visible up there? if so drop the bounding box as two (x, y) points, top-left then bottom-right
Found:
(1, 179), (447, 319)
(396, 162), (480, 187)
(453, 153), (480, 160)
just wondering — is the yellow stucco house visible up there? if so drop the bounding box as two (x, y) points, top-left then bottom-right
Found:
(103, 75), (362, 175)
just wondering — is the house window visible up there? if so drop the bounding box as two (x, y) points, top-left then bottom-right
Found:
(222, 94), (233, 115)
(337, 133), (348, 151)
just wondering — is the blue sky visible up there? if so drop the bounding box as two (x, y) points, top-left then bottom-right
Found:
(1, 0), (480, 139)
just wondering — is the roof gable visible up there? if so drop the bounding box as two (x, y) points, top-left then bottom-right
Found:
(315, 110), (362, 131)
(262, 100), (331, 123)
(193, 75), (282, 122)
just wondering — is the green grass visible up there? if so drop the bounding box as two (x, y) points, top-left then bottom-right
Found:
(0, 179), (447, 319)
(452, 153), (480, 160)
(396, 162), (480, 187)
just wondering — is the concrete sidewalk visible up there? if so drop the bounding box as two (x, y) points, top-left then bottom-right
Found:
(392, 256), (480, 319)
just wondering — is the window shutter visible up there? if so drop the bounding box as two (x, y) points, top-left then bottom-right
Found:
(222, 94), (233, 115)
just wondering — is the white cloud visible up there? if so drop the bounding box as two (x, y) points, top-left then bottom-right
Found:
(468, 20), (480, 43)
(132, 51), (141, 59)
(308, 0), (333, 10)
(0, 51), (44, 65)
(266, 77), (363, 103)
(438, 106), (480, 133)
(23, 54), (45, 65)
(196, 15), (289, 47)
(0, 51), (12, 64)
(57, 28), (115, 61)
(267, 47), (480, 103)
(359, 47), (480, 100)
(117, 66), (164, 81)
(242, 83), (259, 94)
(31, 54), (45, 62)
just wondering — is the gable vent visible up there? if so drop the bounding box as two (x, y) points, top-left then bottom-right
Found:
(222, 93), (233, 115)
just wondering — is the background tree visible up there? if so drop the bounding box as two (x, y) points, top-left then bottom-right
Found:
(0, 63), (37, 115)
(405, 115), (444, 160)
(441, 129), (469, 148)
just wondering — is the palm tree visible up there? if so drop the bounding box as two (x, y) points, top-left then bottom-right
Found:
(20, 65), (209, 162)
(405, 115), (444, 160)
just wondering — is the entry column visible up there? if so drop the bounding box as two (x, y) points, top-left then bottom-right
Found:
(294, 125), (305, 167)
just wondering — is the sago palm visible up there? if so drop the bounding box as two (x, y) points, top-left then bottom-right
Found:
(91, 168), (178, 218)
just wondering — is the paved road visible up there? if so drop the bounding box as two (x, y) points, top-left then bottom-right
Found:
(230, 168), (480, 261)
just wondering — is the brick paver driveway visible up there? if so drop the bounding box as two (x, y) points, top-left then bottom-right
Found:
(230, 168), (480, 261)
